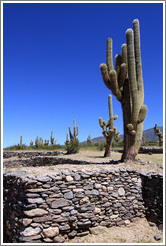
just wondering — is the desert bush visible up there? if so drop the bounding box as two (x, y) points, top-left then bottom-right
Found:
(65, 138), (80, 154)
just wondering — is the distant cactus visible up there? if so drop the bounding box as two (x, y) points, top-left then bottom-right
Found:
(154, 124), (163, 147)
(87, 134), (92, 144)
(39, 137), (43, 146)
(69, 120), (78, 140)
(66, 120), (79, 154)
(30, 140), (33, 146)
(99, 94), (119, 157)
(100, 19), (147, 161)
(20, 135), (22, 147)
(44, 139), (49, 146)
(50, 131), (56, 145)
(65, 133), (69, 145)
(35, 136), (40, 148)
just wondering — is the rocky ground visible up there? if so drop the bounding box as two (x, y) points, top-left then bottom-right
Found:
(3, 149), (163, 177)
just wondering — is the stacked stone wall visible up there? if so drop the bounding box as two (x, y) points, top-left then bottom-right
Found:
(3, 168), (163, 243)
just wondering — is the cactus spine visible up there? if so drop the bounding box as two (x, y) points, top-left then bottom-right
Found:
(99, 94), (119, 157)
(154, 124), (163, 147)
(100, 19), (147, 161)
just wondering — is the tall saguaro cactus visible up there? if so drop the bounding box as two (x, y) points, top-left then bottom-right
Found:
(154, 124), (163, 147)
(99, 94), (119, 157)
(100, 19), (147, 161)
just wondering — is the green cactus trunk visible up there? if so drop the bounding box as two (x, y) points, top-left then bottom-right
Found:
(99, 94), (119, 157)
(104, 135), (113, 157)
(100, 19), (147, 162)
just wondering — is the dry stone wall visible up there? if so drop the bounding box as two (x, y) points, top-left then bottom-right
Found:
(3, 168), (163, 243)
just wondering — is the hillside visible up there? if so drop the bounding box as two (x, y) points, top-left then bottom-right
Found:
(85, 127), (163, 144)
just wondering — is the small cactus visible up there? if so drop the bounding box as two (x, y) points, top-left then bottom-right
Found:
(50, 131), (56, 145)
(66, 120), (79, 154)
(39, 137), (43, 146)
(99, 94), (119, 157)
(20, 135), (22, 147)
(87, 134), (92, 144)
(154, 124), (163, 147)
(30, 140), (33, 146)
(35, 136), (40, 148)
(44, 139), (49, 146)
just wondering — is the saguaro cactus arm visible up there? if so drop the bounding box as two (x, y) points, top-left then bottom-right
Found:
(100, 19), (147, 138)
(99, 95), (119, 140)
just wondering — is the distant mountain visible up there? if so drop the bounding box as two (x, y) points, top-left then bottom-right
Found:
(83, 126), (163, 144)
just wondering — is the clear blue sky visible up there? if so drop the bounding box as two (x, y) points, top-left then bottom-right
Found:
(3, 2), (163, 147)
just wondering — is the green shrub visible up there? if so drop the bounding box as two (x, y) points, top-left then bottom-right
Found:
(65, 138), (80, 154)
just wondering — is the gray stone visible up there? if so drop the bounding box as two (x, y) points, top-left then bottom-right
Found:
(68, 230), (77, 238)
(70, 210), (78, 215)
(154, 235), (162, 241)
(95, 183), (102, 189)
(59, 224), (70, 231)
(26, 193), (40, 198)
(61, 212), (70, 217)
(43, 227), (59, 238)
(24, 208), (48, 217)
(51, 198), (70, 208)
(84, 184), (93, 190)
(20, 227), (41, 237)
(62, 206), (74, 211)
(118, 187), (125, 196)
(64, 191), (74, 200)
(53, 235), (65, 243)
(92, 189), (99, 196)
(19, 234), (42, 242)
(73, 173), (81, 180)
(36, 176), (51, 182)
(27, 198), (45, 204)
